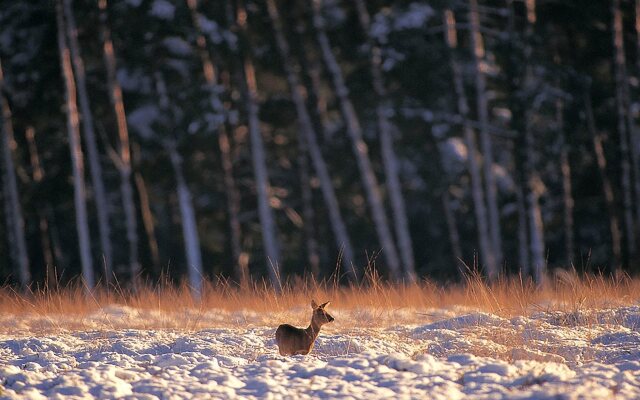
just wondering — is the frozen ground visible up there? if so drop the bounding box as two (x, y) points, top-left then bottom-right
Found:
(1, 305), (640, 399)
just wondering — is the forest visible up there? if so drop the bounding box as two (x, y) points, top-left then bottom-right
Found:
(1, 0), (640, 294)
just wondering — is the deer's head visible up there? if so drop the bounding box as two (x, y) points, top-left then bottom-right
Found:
(311, 299), (334, 325)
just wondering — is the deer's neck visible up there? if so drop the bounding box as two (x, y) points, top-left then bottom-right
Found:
(305, 320), (322, 344)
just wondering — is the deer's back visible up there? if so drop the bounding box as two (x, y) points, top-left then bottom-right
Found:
(275, 324), (310, 355)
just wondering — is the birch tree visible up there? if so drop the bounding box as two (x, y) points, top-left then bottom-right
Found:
(311, 0), (402, 281)
(353, 0), (416, 281)
(468, 0), (502, 268)
(265, 0), (358, 280)
(98, 0), (140, 283)
(186, 0), (248, 285)
(234, 0), (281, 289)
(444, 9), (497, 279)
(612, 0), (638, 263)
(0, 57), (30, 289)
(63, 0), (113, 280)
(155, 72), (204, 297)
(56, 0), (94, 289)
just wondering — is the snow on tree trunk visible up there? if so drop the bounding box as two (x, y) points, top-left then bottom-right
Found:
(0, 58), (31, 289)
(311, 0), (402, 281)
(98, 0), (140, 284)
(353, 0), (416, 282)
(63, 0), (113, 281)
(266, 0), (357, 280)
(612, 0), (638, 263)
(585, 86), (623, 269)
(187, 0), (248, 285)
(444, 9), (497, 279)
(468, 0), (502, 270)
(56, 0), (94, 290)
(235, 0), (281, 289)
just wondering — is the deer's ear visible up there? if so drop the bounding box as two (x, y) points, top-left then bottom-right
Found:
(311, 299), (318, 309)
(320, 301), (330, 308)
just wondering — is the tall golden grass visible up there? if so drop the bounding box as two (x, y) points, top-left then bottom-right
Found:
(1, 268), (638, 318)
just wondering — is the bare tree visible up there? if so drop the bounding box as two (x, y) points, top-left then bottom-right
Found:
(311, 0), (402, 281)
(468, 0), (503, 267)
(56, 0), (94, 289)
(63, 0), (113, 280)
(155, 72), (204, 297)
(353, 0), (416, 281)
(585, 86), (622, 269)
(442, 189), (464, 278)
(0, 57), (31, 289)
(444, 9), (497, 279)
(556, 99), (574, 266)
(265, 0), (358, 280)
(98, 0), (140, 283)
(132, 143), (161, 272)
(187, 0), (248, 285)
(612, 0), (638, 263)
(234, 0), (281, 289)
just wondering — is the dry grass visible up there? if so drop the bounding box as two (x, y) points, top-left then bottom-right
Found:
(1, 268), (638, 318)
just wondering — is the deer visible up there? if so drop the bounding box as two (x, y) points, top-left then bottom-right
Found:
(275, 300), (334, 356)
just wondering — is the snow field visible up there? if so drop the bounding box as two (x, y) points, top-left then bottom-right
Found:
(1, 305), (640, 399)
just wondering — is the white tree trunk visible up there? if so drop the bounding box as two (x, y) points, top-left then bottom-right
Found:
(0, 58), (31, 289)
(56, 0), (94, 289)
(468, 0), (502, 268)
(266, 0), (358, 280)
(98, 0), (140, 283)
(311, 0), (402, 281)
(353, 0), (416, 282)
(236, 0), (281, 289)
(187, 0), (249, 285)
(444, 9), (497, 278)
(613, 0), (639, 262)
(585, 86), (623, 268)
(63, 0), (112, 280)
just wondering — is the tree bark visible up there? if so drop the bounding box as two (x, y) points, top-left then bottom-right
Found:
(444, 9), (497, 279)
(353, 0), (416, 282)
(442, 189), (464, 278)
(0, 58), (31, 289)
(585, 86), (623, 269)
(187, 0), (248, 285)
(63, 0), (113, 280)
(98, 0), (140, 283)
(311, 0), (402, 281)
(235, 0), (282, 289)
(56, 0), (94, 289)
(612, 0), (638, 264)
(468, 0), (503, 269)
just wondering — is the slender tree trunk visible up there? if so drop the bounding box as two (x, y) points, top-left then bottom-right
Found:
(516, 180), (529, 274)
(442, 189), (464, 278)
(98, 0), (141, 283)
(187, 0), (248, 285)
(298, 136), (321, 278)
(131, 143), (160, 272)
(585, 86), (623, 269)
(235, 0), (281, 289)
(444, 9), (497, 278)
(56, 0), (94, 289)
(556, 99), (574, 266)
(311, 0), (402, 281)
(63, 0), (112, 280)
(613, 0), (638, 264)
(468, 0), (502, 268)
(266, 0), (357, 280)
(0, 58), (30, 289)
(353, 0), (416, 281)
(155, 73), (204, 297)
(25, 126), (57, 287)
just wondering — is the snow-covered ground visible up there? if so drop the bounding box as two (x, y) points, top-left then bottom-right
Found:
(1, 304), (640, 399)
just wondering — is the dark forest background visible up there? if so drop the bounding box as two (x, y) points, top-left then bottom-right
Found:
(1, 0), (640, 293)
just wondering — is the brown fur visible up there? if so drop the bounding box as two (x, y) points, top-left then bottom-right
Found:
(275, 300), (334, 356)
